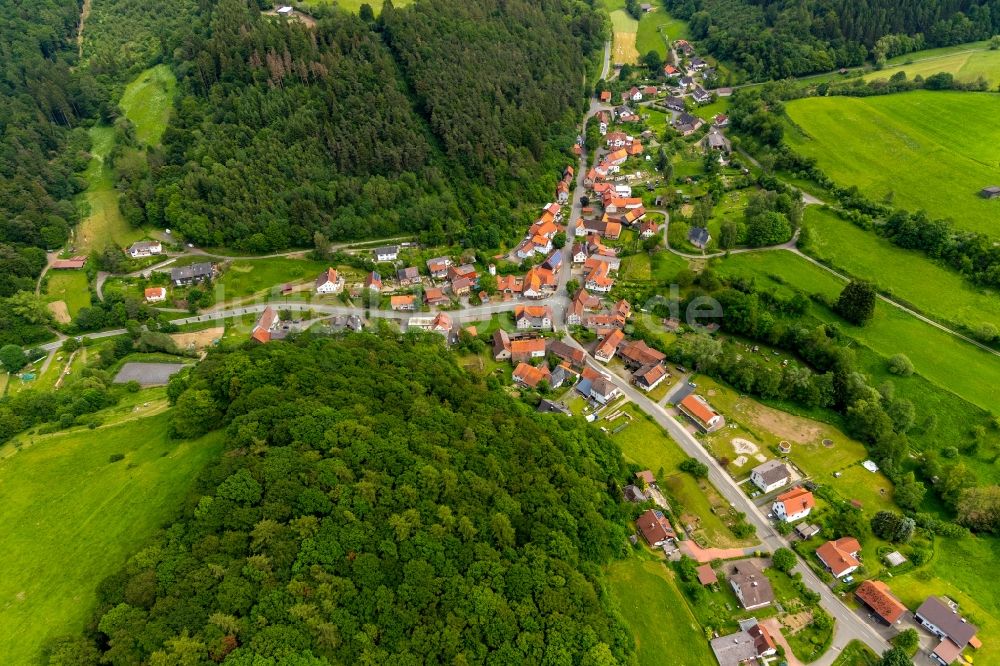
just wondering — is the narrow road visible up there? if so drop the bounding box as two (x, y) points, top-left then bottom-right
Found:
(35, 252), (61, 296)
(562, 335), (892, 663)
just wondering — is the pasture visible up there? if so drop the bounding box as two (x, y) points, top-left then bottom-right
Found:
(609, 9), (640, 64)
(605, 556), (715, 666)
(801, 206), (1000, 331)
(75, 126), (144, 254)
(635, 9), (689, 59)
(785, 91), (1000, 236)
(120, 64), (177, 146)
(44, 271), (92, 319)
(0, 412), (224, 664)
(865, 40), (1000, 87)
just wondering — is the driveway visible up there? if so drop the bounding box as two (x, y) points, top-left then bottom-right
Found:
(678, 540), (756, 563)
(760, 618), (805, 666)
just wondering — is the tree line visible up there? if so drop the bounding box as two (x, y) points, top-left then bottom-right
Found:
(48, 330), (636, 664)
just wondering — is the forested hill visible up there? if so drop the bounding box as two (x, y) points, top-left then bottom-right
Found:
(49, 332), (634, 664)
(0, 0), (102, 296)
(119, 0), (605, 252)
(667, 0), (1000, 79)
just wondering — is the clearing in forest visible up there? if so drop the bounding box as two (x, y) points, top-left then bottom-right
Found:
(864, 40), (1000, 87)
(120, 64), (177, 146)
(609, 9), (640, 65)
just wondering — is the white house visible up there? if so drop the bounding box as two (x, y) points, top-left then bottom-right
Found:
(315, 267), (344, 294)
(750, 460), (791, 494)
(374, 245), (399, 262)
(771, 487), (815, 522)
(144, 287), (167, 303)
(127, 240), (162, 258)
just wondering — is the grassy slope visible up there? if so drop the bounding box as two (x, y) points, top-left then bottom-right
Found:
(714, 250), (1000, 415)
(635, 8), (689, 59)
(605, 556), (714, 665)
(785, 91), (1000, 236)
(75, 126), (144, 254)
(44, 271), (92, 317)
(119, 64), (176, 146)
(0, 412), (224, 664)
(216, 256), (331, 298)
(802, 207), (1000, 331)
(300, 0), (413, 14)
(864, 40), (1000, 86)
(832, 640), (879, 666)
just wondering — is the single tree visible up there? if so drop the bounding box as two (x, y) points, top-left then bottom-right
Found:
(0, 344), (27, 373)
(771, 547), (796, 573)
(887, 353), (914, 376)
(836, 280), (877, 325)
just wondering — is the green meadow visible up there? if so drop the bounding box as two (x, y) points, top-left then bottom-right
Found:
(216, 255), (332, 298)
(0, 412), (224, 664)
(864, 40), (1000, 87)
(635, 8), (689, 59)
(605, 556), (714, 666)
(119, 64), (177, 146)
(44, 271), (92, 318)
(75, 126), (144, 254)
(785, 91), (1000, 236)
(302, 0), (413, 14)
(801, 206), (1000, 331)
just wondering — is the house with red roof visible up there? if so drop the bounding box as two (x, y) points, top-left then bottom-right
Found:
(816, 537), (862, 578)
(144, 287), (167, 303)
(594, 329), (625, 363)
(678, 394), (724, 432)
(636, 508), (675, 547)
(315, 267), (344, 294)
(855, 580), (906, 625)
(771, 486), (816, 522)
(513, 362), (551, 389)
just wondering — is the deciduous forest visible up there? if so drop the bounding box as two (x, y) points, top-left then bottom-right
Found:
(47, 331), (635, 664)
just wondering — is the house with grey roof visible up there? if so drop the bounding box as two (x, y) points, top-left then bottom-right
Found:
(170, 262), (215, 286)
(750, 459), (791, 493)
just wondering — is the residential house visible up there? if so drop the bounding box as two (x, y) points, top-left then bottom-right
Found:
(673, 114), (703, 136)
(396, 266), (421, 286)
(729, 561), (775, 610)
(618, 339), (665, 368)
(636, 509), (675, 547)
(548, 340), (587, 369)
(423, 287), (450, 306)
(816, 537), (862, 578)
(702, 128), (731, 154)
(688, 226), (711, 249)
(515, 305), (553, 330)
(639, 220), (658, 238)
(251, 307), (286, 344)
(624, 86), (642, 102)
(679, 75), (695, 89)
(710, 623), (777, 666)
(522, 267), (556, 299)
(623, 485), (647, 503)
(144, 287), (167, 303)
(674, 39), (694, 56)
(855, 580), (906, 625)
(614, 106), (639, 122)
(599, 90), (612, 103)
(642, 85), (658, 96)
(604, 196), (643, 214)
(664, 95), (686, 112)
(678, 394), (724, 432)
(510, 337), (547, 363)
(390, 294), (416, 311)
(374, 245), (399, 262)
(513, 362), (551, 389)
(556, 180), (569, 203)
(315, 268), (344, 294)
(772, 486), (815, 522)
(127, 240), (162, 258)
(426, 256), (453, 278)
(584, 260), (614, 293)
(915, 597), (979, 665)
(170, 262), (214, 287)
(365, 271), (383, 292)
(663, 64), (679, 77)
(571, 243), (587, 264)
(594, 329), (625, 363)
(750, 460), (791, 493)
(451, 276), (475, 296)
(714, 113), (729, 127)
(492, 330), (512, 360)
(689, 56), (708, 70)
(605, 148), (629, 167)
(542, 249), (562, 272)
(566, 289), (602, 325)
(579, 371), (621, 404)
(496, 274), (523, 296)
(633, 363), (668, 391)
(605, 131), (631, 148)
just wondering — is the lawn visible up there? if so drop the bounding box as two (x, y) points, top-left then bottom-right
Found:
(0, 412), (224, 664)
(621, 253), (652, 281)
(801, 206), (1000, 332)
(44, 271), (92, 318)
(75, 126), (145, 254)
(610, 405), (757, 547)
(651, 250), (691, 281)
(119, 64), (176, 146)
(714, 250), (1000, 415)
(864, 40), (1000, 87)
(215, 256), (332, 299)
(832, 640), (879, 666)
(635, 8), (689, 59)
(784, 91), (1000, 236)
(605, 555), (715, 665)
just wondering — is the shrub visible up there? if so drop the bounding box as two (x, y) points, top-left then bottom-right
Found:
(887, 353), (914, 376)
(109, 453), (125, 463)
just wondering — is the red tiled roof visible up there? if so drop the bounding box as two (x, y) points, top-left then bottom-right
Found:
(816, 537), (861, 576)
(856, 580), (906, 624)
(775, 486), (816, 514)
(679, 394), (718, 425)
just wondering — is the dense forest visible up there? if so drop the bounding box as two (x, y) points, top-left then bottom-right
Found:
(115, 0), (605, 252)
(48, 331), (635, 664)
(665, 0), (1000, 79)
(0, 0), (103, 296)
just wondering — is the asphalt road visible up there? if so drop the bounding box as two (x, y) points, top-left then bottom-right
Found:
(561, 335), (892, 663)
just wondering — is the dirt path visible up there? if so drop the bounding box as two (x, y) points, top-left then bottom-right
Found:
(760, 618), (805, 666)
(77, 0), (92, 58)
(678, 539), (759, 562)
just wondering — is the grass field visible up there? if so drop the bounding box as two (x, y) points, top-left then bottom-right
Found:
(120, 64), (177, 146)
(801, 207), (1000, 331)
(785, 91), (1000, 237)
(635, 8), (689, 59)
(832, 640), (879, 666)
(216, 256), (332, 299)
(0, 412), (224, 664)
(865, 40), (1000, 87)
(609, 9), (640, 64)
(714, 250), (1000, 414)
(300, 0), (412, 13)
(44, 271), (92, 318)
(75, 126), (144, 254)
(605, 555), (715, 665)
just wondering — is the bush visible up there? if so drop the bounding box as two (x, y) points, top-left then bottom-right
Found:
(887, 353), (914, 376)
(771, 547), (796, 572)
(109, 453), (125, 463)
(679, 458), (709, 478)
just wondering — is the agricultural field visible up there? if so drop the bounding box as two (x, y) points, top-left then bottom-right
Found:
(864, 40), (1000, 87)
(785, 91), (1000, 236)
(75, 126), (145, 254)
(44, 271), (92, 320)
(0, 412), (225, 664)
(802, 206), (1000, 332)
(609, 9), (640, 64)
(635, 8), (689, 60)
(605, 556), (715, 666)
(714, 250), (1000, 415)
(119, 64), (177, 146)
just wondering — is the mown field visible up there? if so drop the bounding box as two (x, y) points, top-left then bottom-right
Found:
(44, 271), (92, 319)
(215, 255), (337, 298)
(864, 40), (1000, 87)
(120, 64), (177, 146)
(801, 206), (1000, 332)
(635, 7), (689, 59)
(785, 91), (1000, 236)
(605, 555), (715, 666)
(0, 412), (224, 664)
